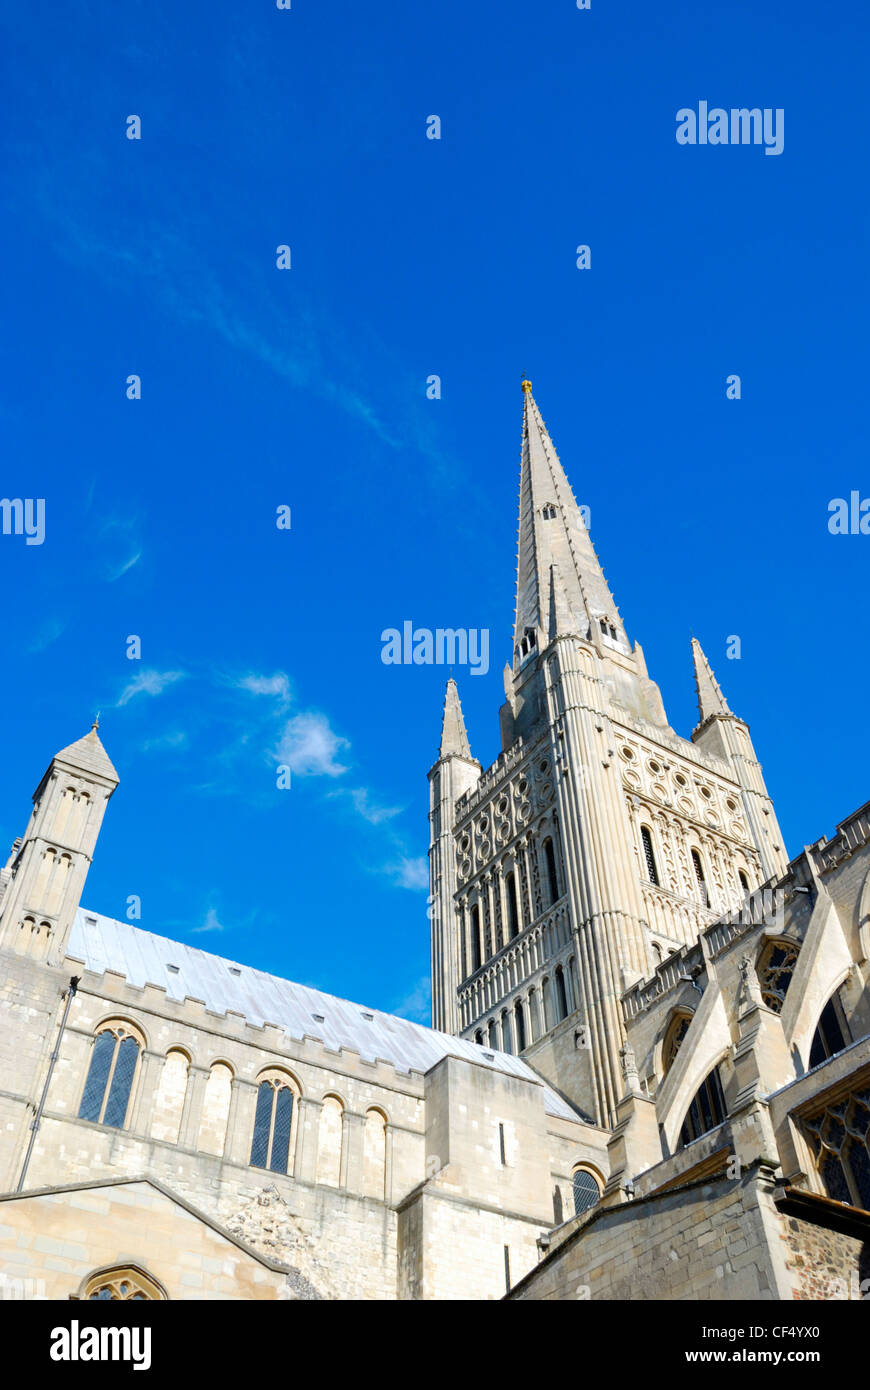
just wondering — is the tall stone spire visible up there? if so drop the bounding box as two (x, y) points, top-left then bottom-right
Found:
(513, 380), (626, 664)
(691, 638), (733, 723)
(439, 679), (472, 760)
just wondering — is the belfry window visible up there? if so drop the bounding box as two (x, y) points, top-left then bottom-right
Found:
(543, 837), (559, 904)
(506, 872), (521, 939)
(250, 1077), (295, 1175)
(640, 826), (659, 887)
(802, 1081), (870, 1210)
(78, 1023), (141, 1129)
(691, 850), (708, 906)
(471, 904), (482, 971)
(555, 965), (569, 1021)
(514, 999), (527, 1051)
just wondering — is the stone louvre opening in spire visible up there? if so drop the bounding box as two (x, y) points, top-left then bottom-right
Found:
(512, 381), (627, 667)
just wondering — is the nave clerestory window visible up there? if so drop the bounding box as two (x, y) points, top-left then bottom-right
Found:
(250, 1078), (294, 1174)
(78, 1024), (141, 1129)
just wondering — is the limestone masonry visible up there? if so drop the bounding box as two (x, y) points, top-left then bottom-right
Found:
(1, 384), (868, 1300)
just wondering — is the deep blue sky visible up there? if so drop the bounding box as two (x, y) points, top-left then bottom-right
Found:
(2, 1), (868, 1022)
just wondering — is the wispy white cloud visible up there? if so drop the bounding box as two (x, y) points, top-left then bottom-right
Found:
(28, 616), (66, 652)
(382, 856), (429, 891)
(106, 550), (142, 582)
(331, 786), (403, 825)
(192, 906), (226, 935)
(392, 975), (431, 1024)
(235, 672), (292, 705)
(116, 668), (186, 707)
(276, 711), (350, 778)
(141, 729), (189, 753)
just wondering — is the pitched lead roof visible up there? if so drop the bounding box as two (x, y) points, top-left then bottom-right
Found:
(66, 910), (582, 1123)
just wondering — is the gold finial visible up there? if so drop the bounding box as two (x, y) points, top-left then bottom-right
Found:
(521, 376), (532, 393)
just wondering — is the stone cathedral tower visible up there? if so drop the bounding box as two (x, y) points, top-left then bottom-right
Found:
(428, 382), (788, 1128)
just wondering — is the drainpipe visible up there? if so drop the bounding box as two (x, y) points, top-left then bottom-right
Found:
(16, 975), (80, 1192)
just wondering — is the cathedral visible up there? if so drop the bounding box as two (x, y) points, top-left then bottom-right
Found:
(1, 383), (868, 1301)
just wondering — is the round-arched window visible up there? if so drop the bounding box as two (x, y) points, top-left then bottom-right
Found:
(572, 1167), (601, 1216)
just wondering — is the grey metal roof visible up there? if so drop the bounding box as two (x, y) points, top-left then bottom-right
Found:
(66, 909), (581, 1122)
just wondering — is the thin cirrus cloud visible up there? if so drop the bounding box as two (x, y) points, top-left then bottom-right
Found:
(116, 668), (187, 707)
(276, 710), (350, 778)
(140, 730), (189, 753)
(391, 974), (432, 1024)
(382, 856), (429, 891)
(330, 786), (403, 826)
(236, 671), (425, 886)
(191, 906), (226, 935)
(105, 550), (142, 582)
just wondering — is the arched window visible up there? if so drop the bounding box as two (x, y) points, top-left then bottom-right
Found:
(470, 904), (482, 971)
(541, 976), (552, 1031)
(809, 989), (851, 1069)
(756, 939), (799, 1014)
(738, 870), (750, 895)
(78, 1023), (142, 1129)
(691, 850), (708, 906)
(362, 1108), (387, 1199)
(488, 1019), (498, 1049)
(662, 1011), (693, 1075)
(514, 999), (527, 1051)
(506, 871), (520, 939)
(501, 1010), (512, 1054)
(555, 965), (569, 1021)
(678, 1066), (727, 1147)
(198, 1062), (233, 1157)
(150, 1048), (189, 1144)
(528, 987), (540, 1042)
(316, 1095), (344, 1187)
(250, 1074), (295, 1175)
(474, 1029), (483, 1045)
(641, 827), (659, 887)
(572, 1166), (601, 1216)
(543, 838), (559, 905)
(80, 1265), (166, 1301)
(802, 1082), (870, 1210)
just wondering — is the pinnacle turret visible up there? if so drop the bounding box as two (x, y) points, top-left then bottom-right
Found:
(438, 679), (473, 760)
(691, 639), (733, 723)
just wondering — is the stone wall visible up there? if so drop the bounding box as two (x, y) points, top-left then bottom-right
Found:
(780, 1212), (868, 1301)
(0, 1181), (291, 1300)
(509, 1169), (791, 1301)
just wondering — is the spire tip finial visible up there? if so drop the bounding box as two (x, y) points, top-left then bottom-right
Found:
(521, 376), (532, 393)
